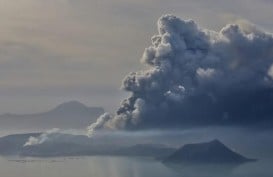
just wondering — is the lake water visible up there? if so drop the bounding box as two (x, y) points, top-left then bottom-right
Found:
(1, 156), (273, 177)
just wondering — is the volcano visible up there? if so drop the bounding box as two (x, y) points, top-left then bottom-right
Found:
(163, 139), (256, 164)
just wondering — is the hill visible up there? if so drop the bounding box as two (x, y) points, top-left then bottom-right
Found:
(0, 101), (104, 130)
(163, 139), (256, 164)
(0, 133), (175, 157)
(0, 133), (41, 155)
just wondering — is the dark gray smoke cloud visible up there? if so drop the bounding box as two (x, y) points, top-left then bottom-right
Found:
(88, 14), (273, 134)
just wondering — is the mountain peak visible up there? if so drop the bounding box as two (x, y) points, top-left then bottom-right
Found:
(163, 139), (256, 164)
(210, 139), (221, 144)
(54, 101), (88, 110)
(49, 101), (104, 116)
(207, 139), (225, 147)
(0, 101), (104, 129)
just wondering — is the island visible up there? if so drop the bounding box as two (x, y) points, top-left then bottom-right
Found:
(163, 139), (256, 164)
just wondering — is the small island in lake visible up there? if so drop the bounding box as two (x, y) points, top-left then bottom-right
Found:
(163, 139), (257, 164)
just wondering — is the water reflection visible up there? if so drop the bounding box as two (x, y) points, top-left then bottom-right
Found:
(164, 162), (240, 177)
(0, 156), (272, 177)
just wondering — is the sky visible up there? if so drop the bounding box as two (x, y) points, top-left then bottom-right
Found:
(1, 0), (273, 114)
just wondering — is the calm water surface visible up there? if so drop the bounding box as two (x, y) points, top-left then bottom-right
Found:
(1, 156), (273, 177)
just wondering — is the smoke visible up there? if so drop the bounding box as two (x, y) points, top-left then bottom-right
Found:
(24, 128), (91, 147)
(87, 113), (111, 137)
(88, 14), (273, 134)
(24, 128), (60, 146)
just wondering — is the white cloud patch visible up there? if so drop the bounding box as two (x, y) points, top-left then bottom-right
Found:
(196, 67), (216, 79)
(268, 64), (273, 79)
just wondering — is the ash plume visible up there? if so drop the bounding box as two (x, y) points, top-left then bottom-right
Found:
(88, 14), (273, 135)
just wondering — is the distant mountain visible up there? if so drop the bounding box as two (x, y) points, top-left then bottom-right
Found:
(0, 101), (104, 130)
(163, 139), (256, 164)
(0, 133), (115, 157)
(20, 133), (100, 157)
(0, 133), (176, 157)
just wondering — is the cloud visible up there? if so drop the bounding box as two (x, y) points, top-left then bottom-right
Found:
(268, 64), (273, 79)
(196, 68), (216, 79)
(88, 14), (273, 133)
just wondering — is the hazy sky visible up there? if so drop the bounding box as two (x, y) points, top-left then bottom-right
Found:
(1, 0), (273, 114)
